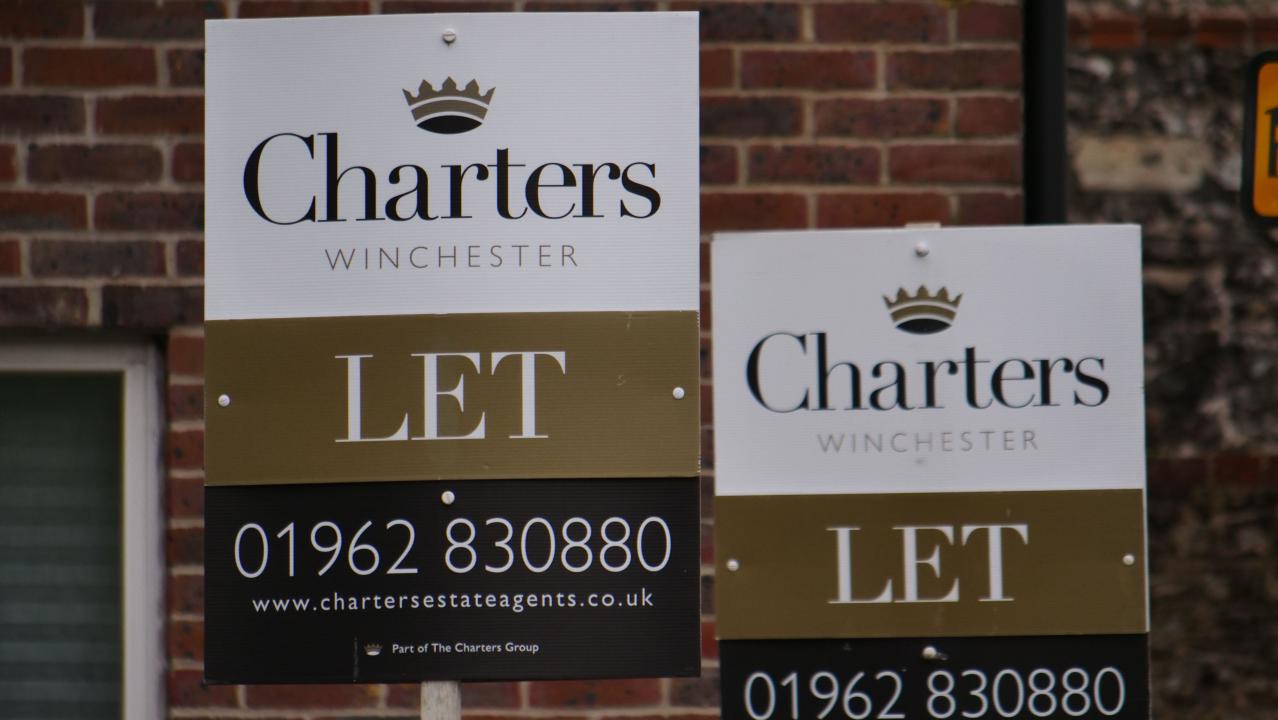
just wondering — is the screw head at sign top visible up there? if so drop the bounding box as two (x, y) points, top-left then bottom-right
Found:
(922, 645), (946, 661)
(726, 559), (740, 571)
(1122, 553), (1136, 566)
(673, 386), (686, 400)
(915, 241), (930, 258)
(442, 29), (457, 44)
(217, 394), (231, 407)
(441, 490), (456, 505)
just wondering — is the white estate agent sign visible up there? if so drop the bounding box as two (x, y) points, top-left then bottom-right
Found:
(205, 12), (699, 321)
(712, 226), (1145, 496)
(201, 13), (703, 683)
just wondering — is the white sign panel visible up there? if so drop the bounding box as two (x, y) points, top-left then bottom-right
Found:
(712, 226), (1145, 496)
(205, 13), (698, 321)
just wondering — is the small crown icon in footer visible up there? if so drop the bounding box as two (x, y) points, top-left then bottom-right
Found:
(402, 77), (495, 134)
(363, 643), (382, 657)
(882, 285), (963, 334)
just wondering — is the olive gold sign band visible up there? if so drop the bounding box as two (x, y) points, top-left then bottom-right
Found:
(204, 311), (701, 486)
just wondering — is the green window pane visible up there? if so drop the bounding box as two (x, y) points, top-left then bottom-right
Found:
(0, 373), (122, 719)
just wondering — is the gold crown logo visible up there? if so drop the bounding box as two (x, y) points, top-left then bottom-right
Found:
(883, 285), (962, 334)
(402, 77), (495, 135)
(363, 643), (382, 657)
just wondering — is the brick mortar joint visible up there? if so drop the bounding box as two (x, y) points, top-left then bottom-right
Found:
(882, 138), (1022, 148)
(170, 324), (205, 336)
(167, 565), (205, 579)
(701, 41), (1020, 52)
(0, 135), (104, 148)
(164, 236), (179, 280)
(167, 517), (206, 531)
(155, 42), (170, 88)
(7, 181), (197, 193)
(0, 276), (107, 288)
(48, 89), (205, 100)
(11, 276), (205, 287)
(702, 184), (1021, 194)
(168, 712), (311, 719)
(169, 564), (205, 577)
(735, 138), (891, 148)
(701, 89), (1023, 100)
(6, 38), (204, 49)
(16, 236), (30, 277)
(946, 0), (956, 45)
(874, 44), (885, 92)
(1068, 6), (1265, 21)
(20, 231), (203, 241)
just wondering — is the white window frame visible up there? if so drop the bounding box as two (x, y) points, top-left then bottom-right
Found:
(0, 340), (164, 719)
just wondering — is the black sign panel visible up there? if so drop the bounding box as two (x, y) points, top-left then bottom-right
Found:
(205, 478), (700, 683)
(721, 635), (1149, 720)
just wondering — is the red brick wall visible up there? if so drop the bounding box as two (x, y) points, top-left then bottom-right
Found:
(0, 1), (1023, 717)
(1067, 3), (1278, 51)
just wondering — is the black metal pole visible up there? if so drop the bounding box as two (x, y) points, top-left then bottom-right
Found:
(1023, 0), (1067, 224)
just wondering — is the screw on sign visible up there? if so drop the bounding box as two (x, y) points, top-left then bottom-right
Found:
(1242, 51), (1278, 228)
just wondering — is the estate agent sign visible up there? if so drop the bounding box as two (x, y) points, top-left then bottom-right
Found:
(712, 226), (1150, 719)
(1244, 51), (1278, 227)
(203, 12), (700, 683)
